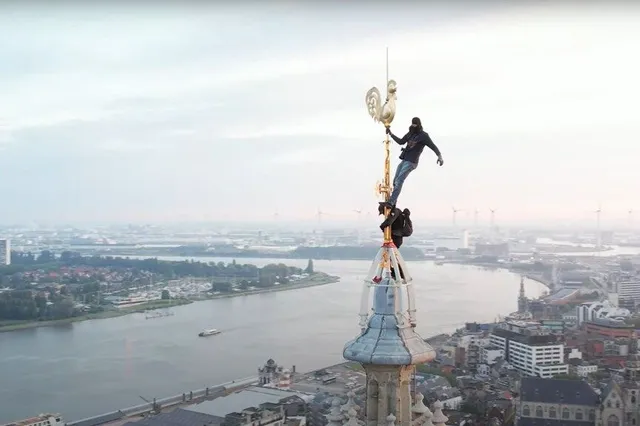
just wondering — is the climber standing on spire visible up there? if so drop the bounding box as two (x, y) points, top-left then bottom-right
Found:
(380, 117), (443, 209)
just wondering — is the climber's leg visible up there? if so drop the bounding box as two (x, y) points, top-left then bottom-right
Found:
(387, 160), (417, 207)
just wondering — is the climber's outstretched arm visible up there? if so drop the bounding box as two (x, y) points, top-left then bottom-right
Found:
(421, 133), (441, 158)
(387, 128), (409, 145)
(420, 133), (444, 166)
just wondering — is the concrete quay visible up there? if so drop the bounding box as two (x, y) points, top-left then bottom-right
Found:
(67, 376), (258, 426)
(67, 359), (369, 426)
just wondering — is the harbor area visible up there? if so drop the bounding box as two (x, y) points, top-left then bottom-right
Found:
(65, 359), (366, 426)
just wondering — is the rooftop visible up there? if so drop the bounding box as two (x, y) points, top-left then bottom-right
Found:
(122, 408), (221, 426)
(184, 386), (310, 418)
(492, 327), (559, 347)
(520, 377), (598, 406)
(519, 419), (594, 426)
(2, 415), (63, 426)
(586, 319), (634, 329)
(290, 362), (366, 395)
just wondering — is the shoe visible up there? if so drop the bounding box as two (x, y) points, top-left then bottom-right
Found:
(378, 201), (395, 213)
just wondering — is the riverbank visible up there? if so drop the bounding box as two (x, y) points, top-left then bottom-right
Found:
(203, 271), (339, 300)
(69, 246), (428, 261)
(0, 299), (193, 332)
(436, 259), (552, 288)
(0, 272), (339, 333)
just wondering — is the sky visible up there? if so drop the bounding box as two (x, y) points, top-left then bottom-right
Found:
(1, 1), (639, 227)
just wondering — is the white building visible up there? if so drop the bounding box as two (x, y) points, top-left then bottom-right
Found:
(570, 363), (598, 378)
(567, 348), (583, 360)
(457, 333), (488, 349)
(480, 346), (503, 366)
(441, 396), (463, 410)
(477, 364), (491, 376)
(576, 300), (630, 325)
(1, 414), (64, 426)
(434, 236), (465, 251)
(561, 313), (578, 326)
(489, 321), (568, 378)
(618, 279), (640, 303)
(0, 239), (9, 265)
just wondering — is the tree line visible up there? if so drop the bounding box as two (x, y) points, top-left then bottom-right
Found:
(0, 251), (312, 322)
(0, 288), (76, 321)
(3, 250), (307, 283)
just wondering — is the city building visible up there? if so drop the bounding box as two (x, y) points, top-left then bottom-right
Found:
(584, 318), (635, 339)
(1, 414), (64, 426)
(461, 230), (469, 249)
(480, 345), (504, 366)
(540, 319), (565, 335)
(259, 358), (294, 388)
(562, 313), (579, 327)
(0, 239), (10, 265)
(567, 359), (598, 377)
(596, 355), (640, 426)
(121, 389), (309, 426)
(516, 377), (598, 426)
(489, 321), (568, 378)
(560, 271), (592, 288)
(455, 332), (488, 371)
(577, 301), (630, 326)
(617, 278), (640, 304)
(343, 239), (446, 426)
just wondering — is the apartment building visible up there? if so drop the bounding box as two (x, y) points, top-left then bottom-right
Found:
(490, 321), (568, 378)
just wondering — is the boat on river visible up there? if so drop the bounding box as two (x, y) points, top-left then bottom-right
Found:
(198, 329), (221, 337)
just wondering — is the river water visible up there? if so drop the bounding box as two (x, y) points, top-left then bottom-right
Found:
(0, 257), (546, 423)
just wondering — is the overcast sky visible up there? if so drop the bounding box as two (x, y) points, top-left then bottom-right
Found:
(1, 2), (638, 226)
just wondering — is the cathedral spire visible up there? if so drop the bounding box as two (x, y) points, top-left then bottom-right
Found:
(344, 49), (436, 426)
(517, 275), (528, 313)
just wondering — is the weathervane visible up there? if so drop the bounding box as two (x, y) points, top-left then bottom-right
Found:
(365, 47), (397, 244)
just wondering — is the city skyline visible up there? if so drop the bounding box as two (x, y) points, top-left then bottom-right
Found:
(1, 2), (639, 224)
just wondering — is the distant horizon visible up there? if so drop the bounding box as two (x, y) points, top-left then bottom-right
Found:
(0, 216), (635, 233)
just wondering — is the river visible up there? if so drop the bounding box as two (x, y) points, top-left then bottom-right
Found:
(0, 257), (546, 423)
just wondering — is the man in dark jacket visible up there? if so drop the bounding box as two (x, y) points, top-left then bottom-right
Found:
(381, 117), (443, 209)
(378, 204), (413, 248)
(378, 205), (414, 280)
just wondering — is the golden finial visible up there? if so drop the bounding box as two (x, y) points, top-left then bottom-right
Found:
(365, 47), (397, 245)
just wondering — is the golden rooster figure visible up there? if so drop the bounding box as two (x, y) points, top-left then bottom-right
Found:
(365, 79), (397, 127)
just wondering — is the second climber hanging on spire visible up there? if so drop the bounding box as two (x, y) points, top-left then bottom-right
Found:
(380, 117), (443, 209)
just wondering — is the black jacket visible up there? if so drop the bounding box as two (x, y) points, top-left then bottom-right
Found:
(390, 130), (441, 165)
(379, 208), (413, 248)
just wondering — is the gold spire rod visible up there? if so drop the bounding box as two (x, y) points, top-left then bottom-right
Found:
(365, 48), (397, 246)
(383, 129), (392, 243)
(383, 47), (392, 243)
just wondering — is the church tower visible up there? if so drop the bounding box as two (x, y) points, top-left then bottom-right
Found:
(348, 50), (445, 426)
(343, 243), (436, 426)
(517, 275), (528, 313)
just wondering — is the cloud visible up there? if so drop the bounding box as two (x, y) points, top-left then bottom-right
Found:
(0, 2), (639, 224)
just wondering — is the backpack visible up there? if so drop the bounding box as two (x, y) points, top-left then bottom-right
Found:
(401, 209), (413, 237)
